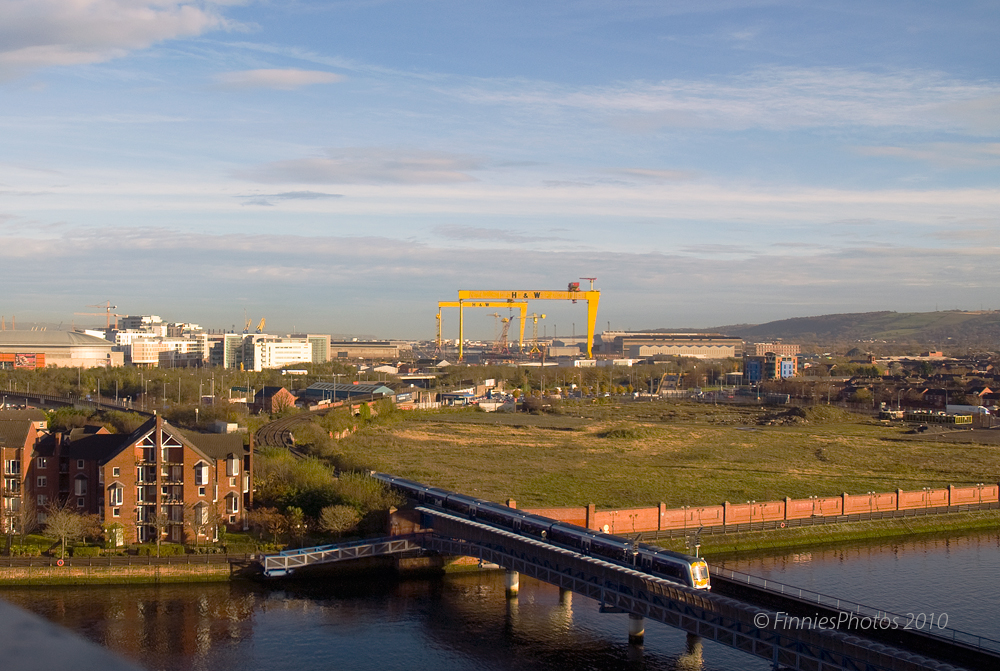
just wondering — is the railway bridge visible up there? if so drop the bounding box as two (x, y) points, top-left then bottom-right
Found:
(263, 494), (1000, 670)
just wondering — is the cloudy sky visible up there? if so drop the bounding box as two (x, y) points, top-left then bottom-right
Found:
(2, 1), (999, 339)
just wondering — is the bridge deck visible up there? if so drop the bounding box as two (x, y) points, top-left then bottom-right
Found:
(262, 534), (425, 577)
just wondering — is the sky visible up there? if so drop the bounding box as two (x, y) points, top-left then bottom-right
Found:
(2, 1), (999, 340)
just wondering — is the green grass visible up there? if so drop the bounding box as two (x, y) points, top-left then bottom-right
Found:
(333, 401), (1000, 509)
(657, 510), (1000, 558)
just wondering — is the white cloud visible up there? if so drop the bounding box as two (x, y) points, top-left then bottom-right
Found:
(235, 147), (485, 185)
(933, 95), (1000, 135)
(617, 168), (696, 182)
(214, 68), (344, 90)
(448, 67), (1000, 133)
(857, 142), (1000, 168)
(0, 0), (233, 78)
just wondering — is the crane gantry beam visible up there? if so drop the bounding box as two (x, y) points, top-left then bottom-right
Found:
(437, 301), (528, 353)
(456, 284), (600, 360)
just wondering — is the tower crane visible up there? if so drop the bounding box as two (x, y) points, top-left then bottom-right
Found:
(487, 312), (502, 341)
(491, 317), (512, 356)
(74, 301), (123, 329)
(256, 317), (266, 333)
(526, 313), (546, 355)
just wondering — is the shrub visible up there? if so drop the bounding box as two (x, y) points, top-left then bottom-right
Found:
(69, 545), (103, 557)
(600, 424), (652, 440)
(135, 543), (186, 556)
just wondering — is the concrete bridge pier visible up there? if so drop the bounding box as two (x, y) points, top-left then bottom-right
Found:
(504, 569), (519, 598)
(628, 613), (645, 645)
(676, 633), (703, 670)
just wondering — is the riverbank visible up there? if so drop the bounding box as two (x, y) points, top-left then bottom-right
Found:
(0, 555), (256, 586)
(653, 509), (1000, 558)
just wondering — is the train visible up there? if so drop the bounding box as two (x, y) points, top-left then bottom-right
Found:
(372, 473), (710, 590)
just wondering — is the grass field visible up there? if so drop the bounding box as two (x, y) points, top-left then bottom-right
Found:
(656, 510), (1000, 558)
(336, 401), (1000, 509)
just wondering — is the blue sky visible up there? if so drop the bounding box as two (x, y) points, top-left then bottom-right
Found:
(2, 1), (999, 339)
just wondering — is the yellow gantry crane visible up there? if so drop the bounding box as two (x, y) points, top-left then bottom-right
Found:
(456, 280), (600, 361)
(436, 301), (528, 353)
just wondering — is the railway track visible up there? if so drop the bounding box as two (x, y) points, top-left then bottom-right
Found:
(253, 394), (381, 451)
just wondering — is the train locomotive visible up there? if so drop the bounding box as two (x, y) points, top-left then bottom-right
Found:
(373, 473), (710, 590)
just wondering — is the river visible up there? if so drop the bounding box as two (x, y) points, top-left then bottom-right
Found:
(2, 528), (997, 671)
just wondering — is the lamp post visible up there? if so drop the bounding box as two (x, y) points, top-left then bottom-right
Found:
(867, 491), (876, 517)
(748, 500), (756, 531)
(977, 483), (984, 508)
(922, 486), (931, 515)
(809, 495), (819, 517)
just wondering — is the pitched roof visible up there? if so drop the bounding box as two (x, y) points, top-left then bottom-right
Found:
(66, 425), (109, 442)
(0, 420), (33, 449)
(177, 430), (247, 459)
(62, 434), (125, 461)
(0, 409), (47, 423)
(254, 386), (289, 399)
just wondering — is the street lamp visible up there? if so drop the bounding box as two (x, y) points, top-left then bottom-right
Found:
(748, 500), (756, 531)
(867, 491), (876, 517)
(922, 487), (931, 515)
(977, 483), (984, 507)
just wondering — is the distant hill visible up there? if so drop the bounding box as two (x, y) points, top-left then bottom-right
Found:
(705, 311), (1000, 349)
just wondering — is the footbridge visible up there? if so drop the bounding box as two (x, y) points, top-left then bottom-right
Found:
(263, 505), (999, 671)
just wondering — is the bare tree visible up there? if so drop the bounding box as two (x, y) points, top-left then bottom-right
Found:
(43, 504), (87, 559)
(151, 507), (171, 557)
(185, 502), (208, 547)
(319, 505), (361, 537)
(247, 507), (286, 543)
(15, 503), (38, 549)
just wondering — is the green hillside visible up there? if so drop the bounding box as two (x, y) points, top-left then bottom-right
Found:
(708, 310), (1000, 349)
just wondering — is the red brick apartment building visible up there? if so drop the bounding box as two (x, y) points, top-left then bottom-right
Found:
(3, 409), (251, 546)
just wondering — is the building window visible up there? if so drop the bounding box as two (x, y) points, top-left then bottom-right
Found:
(4, 460), (20, 475)
(77, 459), (85, 470)
(198, 486), (206, 497)
(194, 462), (208, 486)
(112, 467), (120, 477)
(36, 457), (47, 469)
(37, 495), (47, 506)
(113, 508), (120, 517)
(36, 476), (47, 488)
(229, 477), (236, 487)
(226, 493), (239, 514)
(74, 476), (88, 496)
(108, 486), (123, 507)
(77, 497), (85, 508)
(227, 456), (239, 477)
